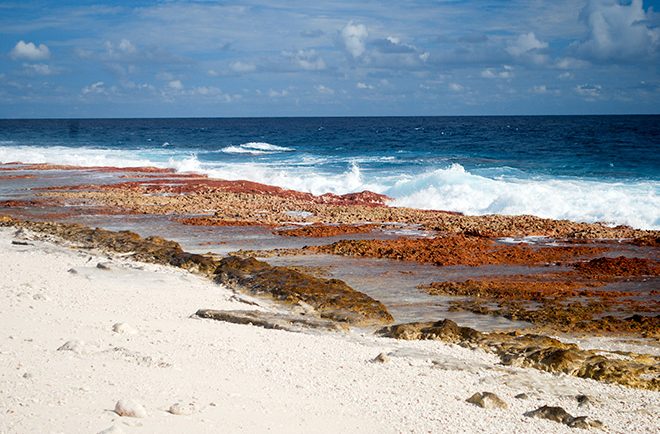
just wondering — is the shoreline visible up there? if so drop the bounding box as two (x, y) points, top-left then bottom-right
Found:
(1, 225), (659, 433)
(0, 161), (658, 431)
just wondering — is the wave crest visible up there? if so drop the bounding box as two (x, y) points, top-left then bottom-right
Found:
(220, 142), (295, 155)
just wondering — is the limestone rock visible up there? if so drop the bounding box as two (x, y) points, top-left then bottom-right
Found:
(168, 402), (196, 415)
(372, 352), (390, 363)
(568, 416), (604, 429)
(466, 392), (508, 409)
(112, 322), (137, 335)
(378, 319), (481, 343)
(195, 309), (347, 332)
(114, 399), (147, 418)
(524, 405), (602, 429)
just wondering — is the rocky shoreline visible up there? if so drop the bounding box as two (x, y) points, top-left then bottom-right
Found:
(1, 215), (658, 394)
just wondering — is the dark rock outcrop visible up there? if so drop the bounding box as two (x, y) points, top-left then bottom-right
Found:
(378, 319), (659, 391)
(194, 309), (347, 332)
(214, 256), (393, 326)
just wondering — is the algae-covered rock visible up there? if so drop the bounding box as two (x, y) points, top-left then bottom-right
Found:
(214, 256), (393, 326)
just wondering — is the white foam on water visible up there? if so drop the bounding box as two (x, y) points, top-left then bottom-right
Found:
(1, 144), (658, 229)
(220, 142), (295, 155)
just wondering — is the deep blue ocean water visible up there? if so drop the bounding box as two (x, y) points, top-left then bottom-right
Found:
(1, 116), (659, 229)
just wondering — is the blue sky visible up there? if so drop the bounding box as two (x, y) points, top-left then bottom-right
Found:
(1, 0), (659, 117)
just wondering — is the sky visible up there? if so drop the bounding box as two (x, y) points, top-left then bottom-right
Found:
(0, 0), (659, 118)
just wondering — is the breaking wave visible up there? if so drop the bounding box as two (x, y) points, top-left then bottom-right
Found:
(1, 144), (658, 229)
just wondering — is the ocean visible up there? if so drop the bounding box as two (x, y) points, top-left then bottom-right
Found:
(1, 116), (659, 229)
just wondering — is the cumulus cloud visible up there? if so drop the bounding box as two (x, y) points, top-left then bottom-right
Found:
(286, 49), (326, 71)
(268, 89), (288, 97)
(10, 40), (50, 61)
(448, 83), (464, 92)
(531, 85), (548, 94)
(481, 65), (513, 79)
(356, 82), (374, 89)
(507, 32), (548, 57)
(341, 21), (368, 58)
(574, 0), (659, 61)
(575, 83), (602, 99)
(230, 61), (257, 73)
(168, 80), (183, 90)
(82, 81), (106, 95)
(315, 84), (334, 94)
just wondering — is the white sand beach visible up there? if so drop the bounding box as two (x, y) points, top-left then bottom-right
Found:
(1, 226), (658, 434)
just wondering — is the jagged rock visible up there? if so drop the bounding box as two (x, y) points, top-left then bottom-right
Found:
(168, 402), (196, 415)
(568, 416), (603, 429)
(525, 405), (574, 424)
(195, 309), (348, 332)
(372, 352), (390, 363)
(114, 399), (147, 418)
(524, 405), (603, 429)
(214, 256), (393, 326)
(377, 319), (481, 343)
(378, 319), (659, 391)
(466, 392), (508, 409)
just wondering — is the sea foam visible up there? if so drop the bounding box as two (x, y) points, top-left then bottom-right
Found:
(1, 145), (658, 229)
(220, 142), (294, 155)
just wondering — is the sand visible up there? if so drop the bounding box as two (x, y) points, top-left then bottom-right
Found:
(0, 227), (658, 434)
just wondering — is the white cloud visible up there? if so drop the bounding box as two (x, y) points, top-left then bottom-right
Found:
(356, 82), (374, 89)
(575, 0), (659, 61)
(575, 83), (602, 99)
(268, 89), (288, 97)
(481, 65), (513, 79)
(287, 49), (326, 71)
(507, 32), (548, 57)
(104, 40), (138, 58)
(315, 84), (334, 94)
(23, 63), (57, 76)
(82, 81), (106, 95)
(555, 57), (590, 69)
(10, 40), (50, 61)
(558, 71), (574, 80)
(531, 85), (548, 94)
(230, 61), (257, 73)
(341, 22), (368, 58)
(419, 52), (430, 62)
(448, 83), (464, 92)
(168, 80), (183, 90)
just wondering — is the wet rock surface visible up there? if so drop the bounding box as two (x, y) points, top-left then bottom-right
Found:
(274, 223), (378, 238)
(0, 215), (390, 326)
(309, 235), (606, 267)
(214, 256), (393, 326)
(379, 319), (659, 390)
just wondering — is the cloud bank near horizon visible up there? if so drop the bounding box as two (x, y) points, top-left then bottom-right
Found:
(1, 0), (658, 117)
